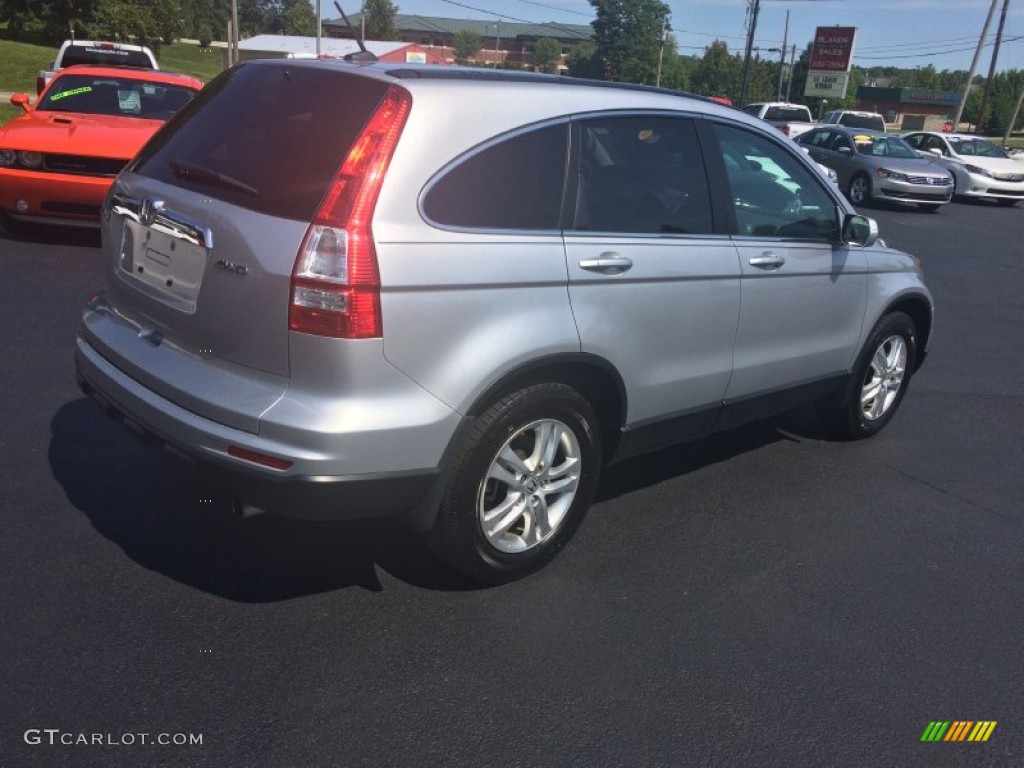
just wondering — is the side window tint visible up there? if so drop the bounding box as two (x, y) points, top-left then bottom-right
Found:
(712, 123), (838, 241)
(571, 116), (713, 235)
(422, 123), (567, 230)
(904, 134), (922, 149)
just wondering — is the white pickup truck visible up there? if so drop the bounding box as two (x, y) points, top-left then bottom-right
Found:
(37, 40), (158, 94)
(741, 102), (816, 139)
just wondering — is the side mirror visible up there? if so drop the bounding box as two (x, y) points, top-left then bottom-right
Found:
(843, 213), (879, 247)
(927, 147), (943, 157)
(10, 93), (30, 112)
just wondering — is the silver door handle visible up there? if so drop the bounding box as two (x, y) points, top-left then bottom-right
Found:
(748, 253), (785, 270)
(579, 256), (633, 275)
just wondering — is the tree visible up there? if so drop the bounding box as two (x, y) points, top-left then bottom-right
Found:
(533, 37), (561, 74)
(283, 0), (317, 36)
(363, 0), (397, 40)
(567, 41), (599, 78)
(689, 40), (738, 101)
(588, 0), (669, 84)
(453, 29), (481, 65)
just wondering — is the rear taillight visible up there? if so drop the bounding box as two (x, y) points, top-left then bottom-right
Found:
(289, 85), (412, 339)
(781, 123), (792, 137)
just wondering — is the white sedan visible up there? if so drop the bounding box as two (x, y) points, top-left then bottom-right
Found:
(903, 131), (1024, 207)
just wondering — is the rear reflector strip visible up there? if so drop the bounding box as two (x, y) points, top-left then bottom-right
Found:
(227, 446), (293, 470)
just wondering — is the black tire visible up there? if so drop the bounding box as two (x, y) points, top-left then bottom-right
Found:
(847, 173), (871, 206)
(818, 312), (917, 440)
(919, 203), (941, 213)
(426, 383), (601, 584)
(997, 198), (1018, 207)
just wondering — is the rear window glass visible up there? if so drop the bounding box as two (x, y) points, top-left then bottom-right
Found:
(130, 62), (389, 221)
(838, 114), (885, 131)
(62, 46), (154, 69)
(764, 106), (811, 122)
(422, 123), (568, 230)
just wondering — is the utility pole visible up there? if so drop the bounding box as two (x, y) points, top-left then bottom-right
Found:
(776, 10), (789, 101)
(785, 44), (796, 101)
(656, 15), (667, 87)
(493, 20), (502, 67)
(230, 0), (239, 65)
(739, 0), (761, 105)
(954, 0), (999, 129)
(316, 0), (321, 56)
(975, 0), (1011, 134)
(1003, 87), (1024, 145)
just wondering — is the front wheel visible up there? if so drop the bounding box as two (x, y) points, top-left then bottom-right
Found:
(426, 383), (601, 584)
(847, 173), (871, 206)
(818, 312), (917, 440)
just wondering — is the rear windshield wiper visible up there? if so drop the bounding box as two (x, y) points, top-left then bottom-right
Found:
(170, 159), (260, 197)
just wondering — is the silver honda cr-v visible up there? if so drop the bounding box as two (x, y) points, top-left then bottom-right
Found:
(76, 60), (933, 583)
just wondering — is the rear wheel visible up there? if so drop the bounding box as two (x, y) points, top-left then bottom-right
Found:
(847, 173), (871, 206)
(818, 312), (916, 440)
(426, 383), (601, 584)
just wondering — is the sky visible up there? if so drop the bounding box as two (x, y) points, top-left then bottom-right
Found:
(321, 0), (1024, 72)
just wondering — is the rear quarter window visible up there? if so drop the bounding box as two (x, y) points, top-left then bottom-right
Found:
(422, 123), (569, 230)
(130, 62), (390, 221)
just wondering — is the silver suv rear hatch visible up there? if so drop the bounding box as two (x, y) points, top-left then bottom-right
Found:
(88, 61), (392, 431)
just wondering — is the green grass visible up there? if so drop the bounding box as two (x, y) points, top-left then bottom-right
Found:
(158, 42), (227, 82)
(0, 39), (225, 93)
(0, 39), (53, 93)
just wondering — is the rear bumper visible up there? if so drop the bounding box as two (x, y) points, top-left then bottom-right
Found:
(75, 333), (448, 521)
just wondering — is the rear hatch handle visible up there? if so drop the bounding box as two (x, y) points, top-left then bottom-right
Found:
(109, 193), (214, 249)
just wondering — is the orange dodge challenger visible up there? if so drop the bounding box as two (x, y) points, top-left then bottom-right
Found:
(0, 65), (202, 228)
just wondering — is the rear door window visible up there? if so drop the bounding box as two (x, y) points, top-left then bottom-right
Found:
(421, 123), (568, 230)
(569, 115), (714, 235)
(130, 62), (390, 221)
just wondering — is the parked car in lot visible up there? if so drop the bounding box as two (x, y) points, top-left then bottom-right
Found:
(820, 110), (887, 132)
(75, 60), (933, 583)
(902, 131), (1024, 207)
(0, 66), (202, 229)
(37, 40), (159, 95)
(741, 101), (817, 138)
(797, 126), (953, 211)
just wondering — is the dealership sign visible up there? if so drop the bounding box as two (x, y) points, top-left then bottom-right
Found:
(805, 26), (858, 99)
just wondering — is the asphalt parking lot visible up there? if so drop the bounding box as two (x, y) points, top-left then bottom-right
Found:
(1, 198), (1022, 767)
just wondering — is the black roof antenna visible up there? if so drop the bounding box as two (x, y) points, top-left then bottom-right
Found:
(334, 2), (378, 62)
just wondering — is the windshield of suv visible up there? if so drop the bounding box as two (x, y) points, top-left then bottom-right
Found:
(38, 74), (197, 120)
(838, 114), (885, 131)
(852, 134), (917, 158)
(948, 137), (1008, 158)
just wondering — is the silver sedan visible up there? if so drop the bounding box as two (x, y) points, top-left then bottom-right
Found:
(797, 126), (953, 211)
(903, 131), (1024, 207)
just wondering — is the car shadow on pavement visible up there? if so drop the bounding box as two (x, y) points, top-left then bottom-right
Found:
(1, 220), (102, 247)
(596, 405), (825, 503)
(50, 399), (829, 600)
(48, 399), (475, 599)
